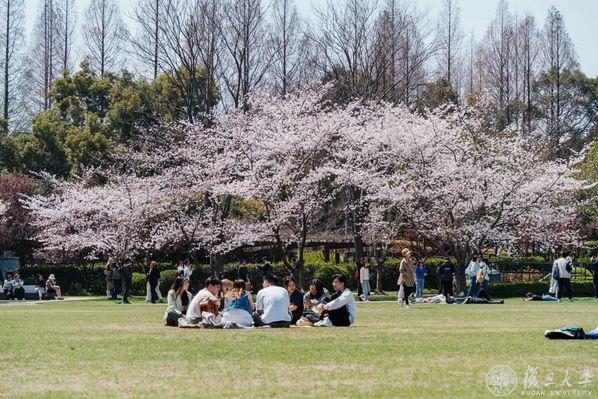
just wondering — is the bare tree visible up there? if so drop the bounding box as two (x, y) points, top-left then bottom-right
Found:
(270, 0), (305, 95)
(540, 6), (578, 142)
(219, 0), (273, 110)
(478, 0), (515, 127)
(28, 0), (58, 111)
(309, 0), (380, 101)
(435, 0), (463, 89)
(0, 0), (24, 130)
(156, 0), (221, 121)
(517, 14), (540, 133)
(128, 0), (162, 79)
(54, 0), (75, 72)
(83, 0), (126, 76)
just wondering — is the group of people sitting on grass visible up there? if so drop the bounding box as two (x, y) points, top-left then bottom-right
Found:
(396, 249), (504, 307)
(163, 273), (356, 329)
(2, 272), (63, 300)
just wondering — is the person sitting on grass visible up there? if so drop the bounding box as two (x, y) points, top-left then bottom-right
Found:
(253, 274), (291, 328)
(315, 274), (356, 327)
(35, 274), (46, 300)
(284, 276), (304, 325)
(523, 292), (558, 302)
(12, 274), (25, 300)
(221, 279), (255, 327)
(183, 277), (221, 327)
(296, 279), (329, 326)
(219, 279), (234, 311)
(45, 274), (64, 300)
(3, 272), (15, 300)
(164, 277), (193, 326)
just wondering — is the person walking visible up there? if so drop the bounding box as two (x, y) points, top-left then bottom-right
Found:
(414, 260), (427, 299)
(436, 258), (455, 297)
(147, 261), (161, 303)
(359, 258), (371, 301)
(554, 251), (574, 302)
(398, 248), (416, 309)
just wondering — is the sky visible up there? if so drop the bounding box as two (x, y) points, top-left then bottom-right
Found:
(22, 0), (598, 77)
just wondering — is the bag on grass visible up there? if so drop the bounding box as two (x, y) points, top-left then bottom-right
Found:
(165, 310), (181, 327)
(544, 326), (585, 340)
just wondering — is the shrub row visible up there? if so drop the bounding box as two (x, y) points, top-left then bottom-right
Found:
(17, 261), (597, 298)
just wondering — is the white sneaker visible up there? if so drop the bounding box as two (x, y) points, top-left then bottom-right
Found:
(404, 304), (410, 309)
(360, 294), (366, 301)
(314, 317), (333, 327)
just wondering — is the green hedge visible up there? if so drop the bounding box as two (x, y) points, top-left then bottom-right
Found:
(488, 281), (594, 298)
(16, 261), (597, 298)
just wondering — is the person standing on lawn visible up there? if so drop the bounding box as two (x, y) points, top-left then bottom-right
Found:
(398, 248), (416, 309)
(111, 263), (121, 300)
(147, 261), (161, 303)
(414, 260), (427, 299)
(437, 258), (455, 297)
(105, 260), (114, 299)
(465, 256), (482, 297)
(237, 259), (250, 291)
(555, 251), (574, 302)
(261, 257), (272, 280)
(120, 259), (133, 304)
(359, 258), (371, 301)
(591, 255), (598, 298)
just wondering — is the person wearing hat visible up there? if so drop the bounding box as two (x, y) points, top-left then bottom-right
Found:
(398, 248), (416, 309)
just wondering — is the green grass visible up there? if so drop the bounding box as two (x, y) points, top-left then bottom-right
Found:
(1, 297), (597, 399)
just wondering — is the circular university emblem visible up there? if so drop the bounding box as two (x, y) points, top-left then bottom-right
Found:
(486, 365), (518, 396)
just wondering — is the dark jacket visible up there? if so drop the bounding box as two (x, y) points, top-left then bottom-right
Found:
(147, 267), (160, 285)
(437, 261), (455, 282)
(119, 263), (132, 283)
(289, 289), (304, 324)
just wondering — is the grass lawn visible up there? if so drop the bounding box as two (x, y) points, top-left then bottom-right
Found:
(1, 296), (597, 399)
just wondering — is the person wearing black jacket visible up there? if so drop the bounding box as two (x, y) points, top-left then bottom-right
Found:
(437, 258), (455, 297)
(591, 255), (598, 298)
(261, 257), (272, 279)
(120, 259), (133, 304)
(283, 276), (304, 324)
(147, 261), (161, 303)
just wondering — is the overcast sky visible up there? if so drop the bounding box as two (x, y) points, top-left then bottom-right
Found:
(23, 0), (598, 76)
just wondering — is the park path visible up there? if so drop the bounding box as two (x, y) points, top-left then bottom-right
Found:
(0, 296), (99, 306)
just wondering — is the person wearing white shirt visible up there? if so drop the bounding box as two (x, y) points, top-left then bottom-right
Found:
(185, 277), (221, 325)
(316, 274), (356, 327)
(253, 275), (291, 328)
(359, 259), (371, 301)
(554, 251), (574, 302)
(465, 256), (482, 297)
